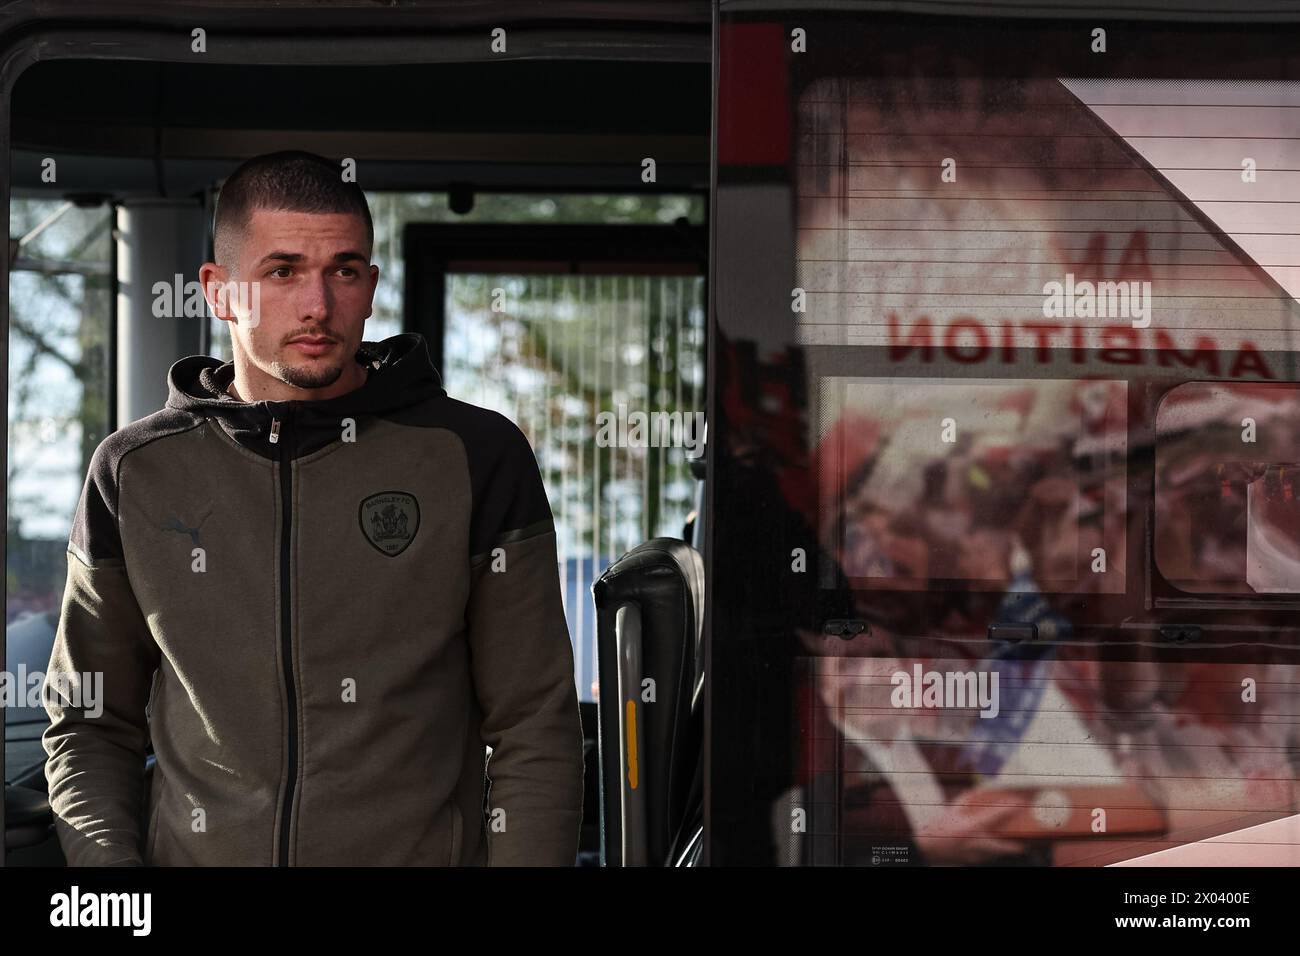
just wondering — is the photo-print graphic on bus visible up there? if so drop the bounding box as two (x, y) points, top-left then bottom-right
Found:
(1155, 382), (1300, 596)
(717, 54), (1300, 866)
(796, 76), (1299, 368)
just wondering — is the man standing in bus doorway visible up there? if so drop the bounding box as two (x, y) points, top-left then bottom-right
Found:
(42, 151), (586, 866)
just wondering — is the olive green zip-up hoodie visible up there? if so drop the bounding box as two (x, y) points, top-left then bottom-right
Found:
(42, 333), (584, 866)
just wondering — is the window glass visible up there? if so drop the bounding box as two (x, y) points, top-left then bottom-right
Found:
(713, 11), (1300, 866)
(798, 77), (1299, 364)
(1156, 382), (1300, 594)
(6, 198), (112, 734)
(446, 270), (705, 703)
(817, 376), (1127, 595)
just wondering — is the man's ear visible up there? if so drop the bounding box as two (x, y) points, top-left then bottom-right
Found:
(199, 262), (233, 321)
(364, 262), (380, 319)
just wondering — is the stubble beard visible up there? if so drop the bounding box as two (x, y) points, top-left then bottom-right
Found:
(270, 356), (347, 390)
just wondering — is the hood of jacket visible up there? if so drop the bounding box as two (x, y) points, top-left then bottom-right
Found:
(165, 332), (445, 459)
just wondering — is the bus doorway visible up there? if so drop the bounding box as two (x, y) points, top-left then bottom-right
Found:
(2, 4), (710, 866)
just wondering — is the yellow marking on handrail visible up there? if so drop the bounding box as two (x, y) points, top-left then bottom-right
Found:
(625, 700), (639, 789)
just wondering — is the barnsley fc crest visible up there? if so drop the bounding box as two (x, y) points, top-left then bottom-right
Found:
(359, 491), (420, 557)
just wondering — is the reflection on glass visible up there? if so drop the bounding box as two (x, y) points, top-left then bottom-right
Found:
(1155, 383), (1300, 595)
(796, 654), (1300, 865)
(817, 377), (1127, 595)
(7, 199), (113, 729)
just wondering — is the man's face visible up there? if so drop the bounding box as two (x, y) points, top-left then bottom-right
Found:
(206, 207), (379, 392)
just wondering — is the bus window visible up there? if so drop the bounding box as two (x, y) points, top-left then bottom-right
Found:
(817, 376), (1127, 597)
(1155, 382), (1300, 595)
(713, 10), (1300, 866)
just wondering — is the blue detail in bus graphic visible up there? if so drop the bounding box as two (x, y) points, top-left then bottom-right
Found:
(955, 568), (1070, 778)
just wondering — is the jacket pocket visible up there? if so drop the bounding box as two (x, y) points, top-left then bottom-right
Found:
(448, 802), (463, 867)
(144, 667), (162, 720)
(144, 769), (167, 865)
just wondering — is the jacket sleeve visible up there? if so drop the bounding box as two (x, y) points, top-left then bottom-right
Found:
(466, 418), (585, 866)
(42, 440), (160, 867)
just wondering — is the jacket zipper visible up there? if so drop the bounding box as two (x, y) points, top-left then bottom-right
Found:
(272, 407), (298, 866)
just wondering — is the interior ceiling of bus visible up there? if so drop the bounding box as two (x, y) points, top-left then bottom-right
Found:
(7, 58), (711, 197)
(719, 0), (1300, 19)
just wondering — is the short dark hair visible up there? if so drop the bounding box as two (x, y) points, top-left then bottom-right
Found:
(212, 150), (373, 266)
